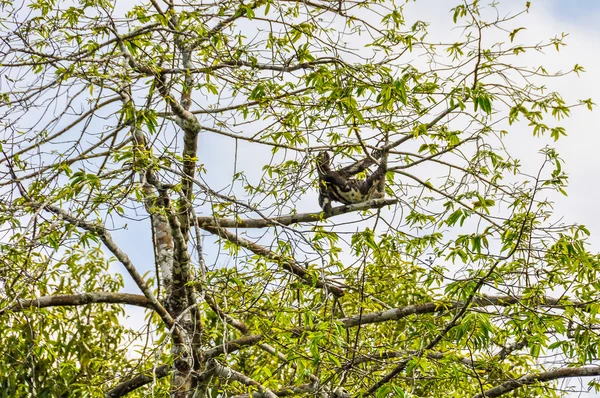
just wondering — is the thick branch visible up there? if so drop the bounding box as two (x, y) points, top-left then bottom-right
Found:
(161, 57), (342, 74)
(473, 366), (600, 398)
(1, 292), (151, 315)
(496, 339), (528, 361)
(197, 198), (397, 228)
(105, 365), (170, 398)
(338, 294), (583, 328)
(344, 343), (533, 373)
(175, 46), (198, 242)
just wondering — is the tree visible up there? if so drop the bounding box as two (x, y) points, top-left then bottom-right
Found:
(0, 0), (597, 396)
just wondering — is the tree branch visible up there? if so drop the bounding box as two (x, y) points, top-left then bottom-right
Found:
(209, 359), (278, 398)
(205, 295), (322, 385)
(2, 152), (182, 343)
(36, 202), (183, 344)
(106, 335), (264, 397)
(105, 365), (170, 398)
(160, 57), (342, 74)
(189, 2), (260, 50)
(347, 349), (475, 368)
(1, 292), (151, 315)
(201, 225), (345, 297)
(338, 103), (462, 176)
(473, 366), (600, 398)
(339, 294), (584, 328)
(202, 335), (264, 359)
(197, 198), (398, 228)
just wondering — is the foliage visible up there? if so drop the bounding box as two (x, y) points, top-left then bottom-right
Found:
(0, 0), (598, 397)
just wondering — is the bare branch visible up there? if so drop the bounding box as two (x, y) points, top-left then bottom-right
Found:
(160, 57), (343, 74)
(1, 292), (151, 315)
(473, 366), (600, 398)
(197, 198), (398, 228)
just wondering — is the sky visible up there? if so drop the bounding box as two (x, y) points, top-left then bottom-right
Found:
(551, 0), (600, 21)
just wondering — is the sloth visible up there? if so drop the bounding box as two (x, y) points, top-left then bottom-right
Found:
(316, 150), (387, 214)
